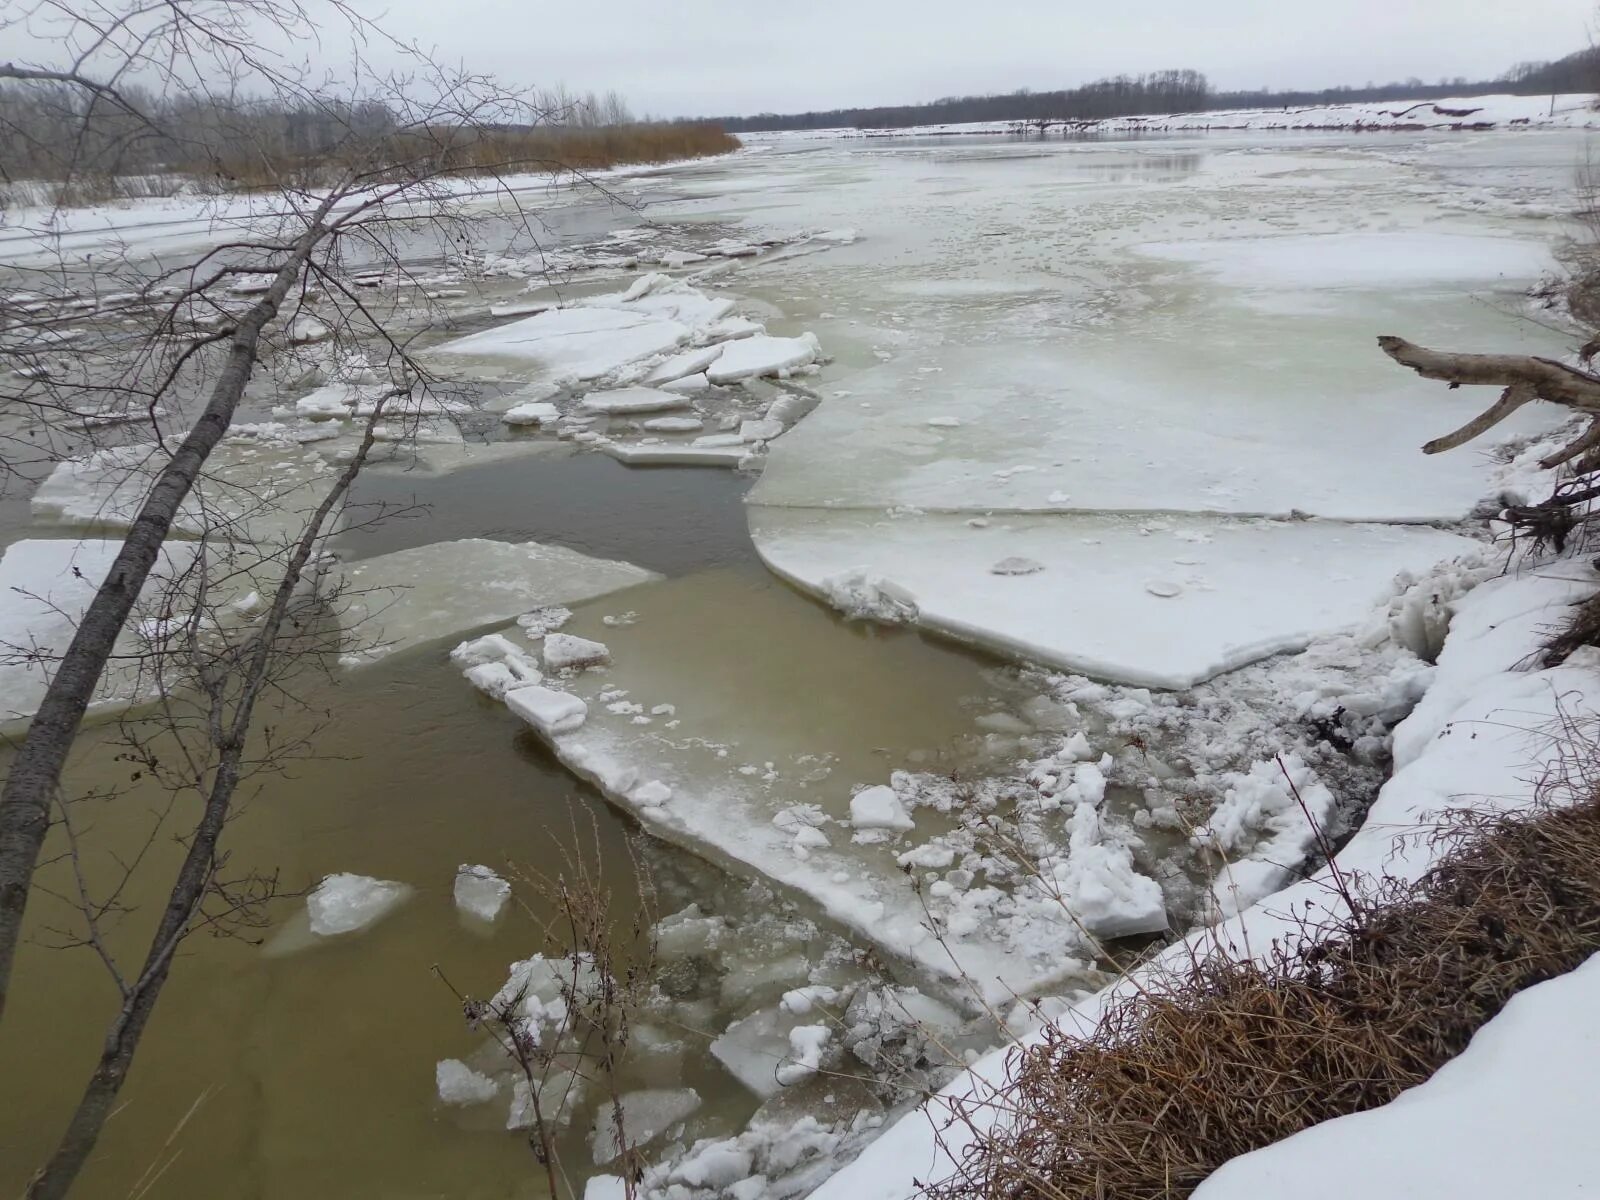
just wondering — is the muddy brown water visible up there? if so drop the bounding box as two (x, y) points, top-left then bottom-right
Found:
(0, 448), (1036, 1199)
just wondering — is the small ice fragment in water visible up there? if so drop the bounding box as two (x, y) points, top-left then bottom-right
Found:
(502, 401), (560, 426)
(1145, 580), (1183, 598)
(306, 873), (411, 936)
(850, 785), (914, 832)
(436, 1058), (498, 1106)
(543, 633), (610, 670)
(991, 556), (1046, 576)
(927, 417), (961, 428)
(454, 864), (511, 922)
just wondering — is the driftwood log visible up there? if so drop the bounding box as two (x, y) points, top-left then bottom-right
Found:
(1378, 335), (1600, 467)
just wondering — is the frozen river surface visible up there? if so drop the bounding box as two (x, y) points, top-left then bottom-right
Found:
(660, 130), (1577, 686)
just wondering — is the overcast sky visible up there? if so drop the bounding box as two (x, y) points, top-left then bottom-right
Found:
(357, 0), (1593, 117)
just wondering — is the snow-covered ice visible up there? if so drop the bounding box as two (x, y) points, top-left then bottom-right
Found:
(306, 873), (412, 937)
(706, 333), (821, 384)
(752, 509), (1481, 689)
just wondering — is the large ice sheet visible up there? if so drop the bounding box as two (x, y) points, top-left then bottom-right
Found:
(747, 328), (1564, 523)
(0, 538), (201, 731)
(750, 508), (1482, 690)
(335, 538), (658, 665)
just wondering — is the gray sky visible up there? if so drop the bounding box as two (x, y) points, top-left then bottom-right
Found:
(365, 0), (1592, 117)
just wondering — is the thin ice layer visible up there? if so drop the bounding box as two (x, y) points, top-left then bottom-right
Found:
(750, 508), (1481, 689)
(0, 538), (202, 732)
(335, 538), (657, 665)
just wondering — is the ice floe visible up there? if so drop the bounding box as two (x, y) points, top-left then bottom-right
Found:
(306, 873), (412, 936)
(751, 509), (1481, 689)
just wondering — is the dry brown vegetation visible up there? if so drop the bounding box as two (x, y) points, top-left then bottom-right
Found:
(929, 783), (1600, 1199)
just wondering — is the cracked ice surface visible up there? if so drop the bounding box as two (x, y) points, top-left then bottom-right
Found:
(685, 130), (1583, 687)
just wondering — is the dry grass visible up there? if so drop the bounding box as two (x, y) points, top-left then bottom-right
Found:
(929, 792), (1600, 1199)
(202, 122), (740, 192)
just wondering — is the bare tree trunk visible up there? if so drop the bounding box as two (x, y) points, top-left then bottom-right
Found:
(0, 200), (336, 1022)
(23, 406), (384, 1200)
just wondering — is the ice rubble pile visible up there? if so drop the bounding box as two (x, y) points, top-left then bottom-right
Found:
(812, 560), (1600, 1200)
(447, 617), (1168, 1007)
(426, 272), (825, 469)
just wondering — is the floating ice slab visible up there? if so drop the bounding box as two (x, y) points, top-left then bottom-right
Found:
(306, 873), (411, 936)
(0, 538), (200, 731)
(335, 539), (657, 665)
(706, 334), (821, 383)
(580, 386), (690, 415)
(453, 864), (511, 923)
(590, 1089), (702, 1165)
(436, 1059), (499, 1106)
(429, 306), (690, 383)
(750, 509), (1482, 689)
(642, 344), (726, 385)
(602, 443), (748, 468)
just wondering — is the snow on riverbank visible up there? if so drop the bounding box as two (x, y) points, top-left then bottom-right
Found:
(749, 93), (1600, 141)
(810, 558), (1600, 1200)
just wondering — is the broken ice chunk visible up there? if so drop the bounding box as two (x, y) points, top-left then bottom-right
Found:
(706, 333), (821, 383)
(436, 1058), (498, 1106)
(849, 785), (914, 832)
(642, 416), (705, 433)
(775, 1024), (834, 1087)
(580, 386), (689, 415)
(589, 1088), (702, 1165)
(543, 633), (611, 671)
(502, 401), (561, 426)
(504, 684), (588, 735)
(454, 864), (511, 923)
(739, 418), (786, 443)
(306, 873), (412, 936)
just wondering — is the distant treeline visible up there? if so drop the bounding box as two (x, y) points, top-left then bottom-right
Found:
(713, 47), (1600, 132)
(0, 83), (736, 201)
